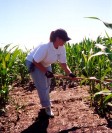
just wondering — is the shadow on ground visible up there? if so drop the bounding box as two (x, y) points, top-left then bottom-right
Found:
(58, 126), (81, 133)
(21, 109), (50, 133)
(58, 123), (110, 133)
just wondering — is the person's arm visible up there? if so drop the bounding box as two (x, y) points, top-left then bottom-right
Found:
(33, 59), (47, 73)
(33, 59), (54, 78)
(59, 63), (76, 78)
(59, 63), (71, 75)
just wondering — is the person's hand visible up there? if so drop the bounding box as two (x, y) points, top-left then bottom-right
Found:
(69, 73), (76, 78)
(45, 71), (54, 78)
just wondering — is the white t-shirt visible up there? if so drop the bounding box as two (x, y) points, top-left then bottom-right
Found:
(26, 42), (67, 67)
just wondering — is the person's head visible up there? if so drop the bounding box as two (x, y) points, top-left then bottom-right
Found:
(50, 29), (71, 44)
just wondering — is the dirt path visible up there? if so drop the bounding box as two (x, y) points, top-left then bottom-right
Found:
(0, 83), (112, 133)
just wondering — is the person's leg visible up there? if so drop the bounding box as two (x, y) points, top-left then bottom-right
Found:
(25, 61), (54, 116)
(30, 66), (51, 108)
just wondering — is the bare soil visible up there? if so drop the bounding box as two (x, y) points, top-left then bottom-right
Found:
(0, 80), (112, 133)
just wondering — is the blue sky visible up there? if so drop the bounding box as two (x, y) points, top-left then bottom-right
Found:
(0, 0), (112, 49)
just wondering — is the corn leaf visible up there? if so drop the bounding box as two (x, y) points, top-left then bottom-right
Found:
(85, 17), (112, 29)
(2, 58), (6, 69)
(85, 17), (101, 21)
(103, 93), (112, 105)
(94, 90), (111, 97)
(88, 51), (108, 61)
(5, 53), (10, 61)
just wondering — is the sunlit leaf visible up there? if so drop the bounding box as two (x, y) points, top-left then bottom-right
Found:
(94, 90), (111, 97)
(2, 58), (6, 68)
(95, 43), (106, 51)
(88, 51), (108, 61)
(5, 53), (10, 61)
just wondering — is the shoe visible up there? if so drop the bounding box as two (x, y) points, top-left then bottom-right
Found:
(45, 107), (54, 118)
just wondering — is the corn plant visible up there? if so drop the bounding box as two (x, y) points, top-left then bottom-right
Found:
(14, 49), (30, 84)
(84, 17), (112, 117)
(0, 44), (20, 105)
(94, 89), (112, 117)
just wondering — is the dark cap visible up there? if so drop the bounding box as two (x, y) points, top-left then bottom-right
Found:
(54, 29), (71, 41)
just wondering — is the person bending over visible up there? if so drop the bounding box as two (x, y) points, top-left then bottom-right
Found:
(25, 28), (75, 118)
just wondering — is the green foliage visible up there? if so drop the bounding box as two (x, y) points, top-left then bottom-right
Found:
(94, 89), (112, 116)
(0, 44), (19, 104)
(0, 33), (112, 116)
(0, 44), (29, 107)
(14, 49), (29, 83)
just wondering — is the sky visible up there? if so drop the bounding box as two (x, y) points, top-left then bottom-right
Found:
(0, 0), (112, 50)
